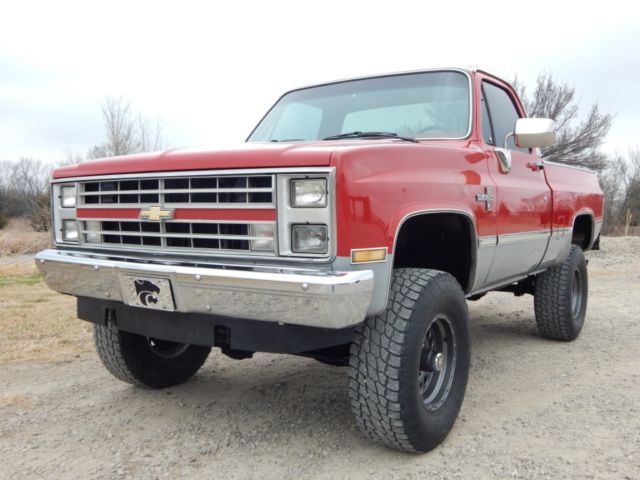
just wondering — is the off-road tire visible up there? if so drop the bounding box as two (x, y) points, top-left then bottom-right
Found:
(534, 245), (588, 341)
(348, 268), (470, 453)
(94, 322), (211, 388)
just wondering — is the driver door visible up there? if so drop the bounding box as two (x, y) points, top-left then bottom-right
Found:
(480, 79), (552, 285)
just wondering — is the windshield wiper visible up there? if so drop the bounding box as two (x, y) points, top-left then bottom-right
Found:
(270, 138), (305, 142)
(322, 131), (419, 143)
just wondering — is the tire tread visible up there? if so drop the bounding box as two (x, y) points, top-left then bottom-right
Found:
(348, 268), (467, 452)
(534, 245), (587, 341)
(94, 321), (144, 386)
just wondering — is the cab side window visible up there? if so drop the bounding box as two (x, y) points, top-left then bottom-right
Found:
(482, 81), (528, 153)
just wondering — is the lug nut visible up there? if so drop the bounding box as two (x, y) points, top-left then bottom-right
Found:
(432, 353), (445, 372)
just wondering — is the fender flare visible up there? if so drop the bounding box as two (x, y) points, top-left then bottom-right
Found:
(386, 205), (479, 293)
(570, 209), (598, 250)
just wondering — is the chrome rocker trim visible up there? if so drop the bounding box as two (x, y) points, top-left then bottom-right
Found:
(35, 249), (374, 329)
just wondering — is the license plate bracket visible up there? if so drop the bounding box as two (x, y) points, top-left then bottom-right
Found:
(120, 276), (175, 311)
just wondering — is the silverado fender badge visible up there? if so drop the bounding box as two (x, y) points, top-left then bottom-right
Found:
(139, 205), (174, 221)
(475, 187), (494, 212)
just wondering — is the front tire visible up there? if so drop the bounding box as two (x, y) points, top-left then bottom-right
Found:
(534, 245), (588, 341)
(348, 268), (470, 453)
(94, 322), (211, 388)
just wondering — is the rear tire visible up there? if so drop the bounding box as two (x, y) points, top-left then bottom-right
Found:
(348, 268), (470, 453)
(534, 245), (588, 341)
(94, 322), (211, 388)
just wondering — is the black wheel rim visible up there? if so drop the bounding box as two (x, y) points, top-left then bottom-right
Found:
(571, 269), (583, 319)
(146, 338), (189, 359)
(418, 314), (457, 411)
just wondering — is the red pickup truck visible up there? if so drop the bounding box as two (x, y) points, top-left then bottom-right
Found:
(37, 68), (603, 453)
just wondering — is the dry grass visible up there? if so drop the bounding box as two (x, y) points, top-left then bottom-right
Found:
(0, 217), (51, 256)
(0, 272), (93, 365)
(0, 219), (92, 365)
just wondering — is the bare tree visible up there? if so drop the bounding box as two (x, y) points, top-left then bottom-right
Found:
(615, 149), (640, 231)
(599, 148), (640, 235)
(88, 96), (168, 159)
(513, 73), (614, 170)
(0, 98), (168, 232)
(1, 158), (52, 231)
(599, 163), (623, 234)
(0, 160), (11, 227)
(59, 148), (85, 166)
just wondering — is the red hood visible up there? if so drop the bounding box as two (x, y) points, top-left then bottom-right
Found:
(53, 139), (470, 179)
(53, 142), (337, 179)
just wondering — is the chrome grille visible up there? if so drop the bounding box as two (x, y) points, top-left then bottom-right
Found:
(80, 220), (275, 254)
(79, 174), (274, 206)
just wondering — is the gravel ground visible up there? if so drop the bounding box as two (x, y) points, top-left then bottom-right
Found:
(1, 237), (639, 480)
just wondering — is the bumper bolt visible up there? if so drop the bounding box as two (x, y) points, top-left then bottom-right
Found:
(195, 274), (201, 281)
(105, 292), (111, 298)
(301, 283), (309, 291)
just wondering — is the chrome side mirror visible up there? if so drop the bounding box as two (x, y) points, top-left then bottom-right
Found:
(514, 118), (556, 148)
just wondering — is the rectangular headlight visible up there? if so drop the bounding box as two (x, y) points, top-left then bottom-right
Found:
(60, 185), (77, 208)
(291, 179), (327, 208)
(291, 224), (328, 254)
(62, 220), (79, 242)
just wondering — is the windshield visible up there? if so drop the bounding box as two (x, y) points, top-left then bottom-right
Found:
(247, 71), (470, 142)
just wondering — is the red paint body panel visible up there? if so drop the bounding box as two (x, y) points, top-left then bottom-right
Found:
(77, 208), (141, 219)
(541, 163), (604, 228)
(77, 208), (276, 222)
(474, 71), (553, 236)
(54, 143), (335, 179)
(330, 141), (497, 256)
(173, 209), (276, 222)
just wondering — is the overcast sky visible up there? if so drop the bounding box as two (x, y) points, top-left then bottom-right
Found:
(1, 0), (639, 163)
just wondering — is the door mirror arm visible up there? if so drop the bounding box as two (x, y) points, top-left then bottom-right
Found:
(503, 132), (514, 149)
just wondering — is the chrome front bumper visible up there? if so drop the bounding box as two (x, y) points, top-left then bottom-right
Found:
(35, 249), (374, 329)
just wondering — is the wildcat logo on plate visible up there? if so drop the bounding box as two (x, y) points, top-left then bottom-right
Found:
(134, 279), (161, 306)
(120, 276), (175, 311)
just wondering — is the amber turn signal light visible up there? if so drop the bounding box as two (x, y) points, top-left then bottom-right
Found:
(351, 248), (387, 264)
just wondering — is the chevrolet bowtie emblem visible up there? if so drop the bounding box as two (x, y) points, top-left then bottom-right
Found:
(139, 206), (174, 222)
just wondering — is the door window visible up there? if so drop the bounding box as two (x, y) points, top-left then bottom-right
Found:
(482, 82), (528, 153)
(481, 96), (494, 145)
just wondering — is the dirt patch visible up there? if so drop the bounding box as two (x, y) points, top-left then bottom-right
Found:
(0, 237), (639, 479)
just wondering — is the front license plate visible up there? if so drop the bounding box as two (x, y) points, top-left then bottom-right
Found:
(120, 276), (175, 311)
